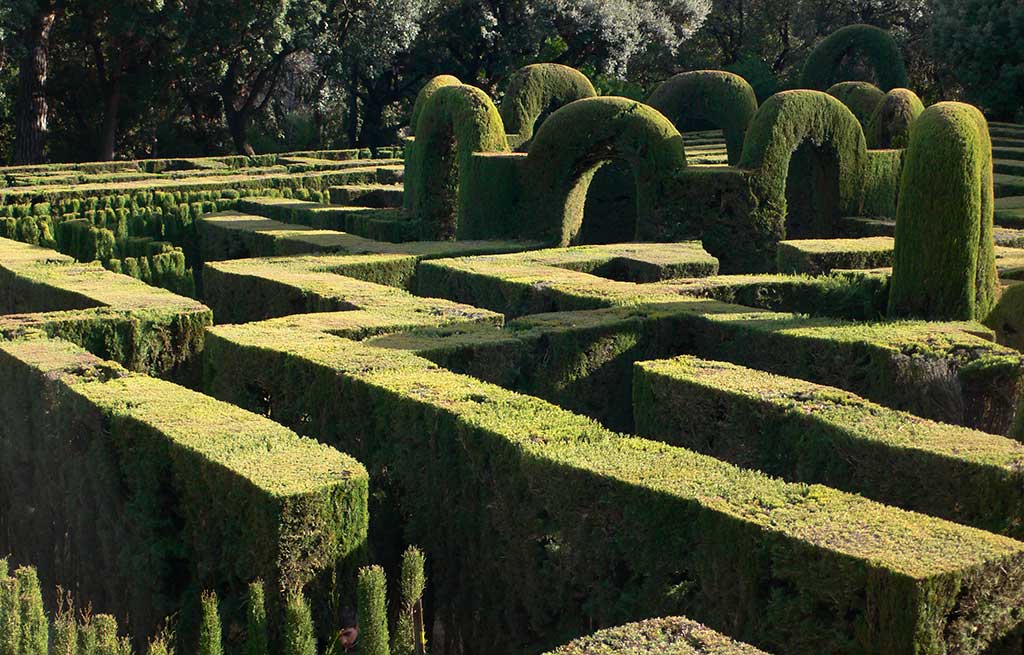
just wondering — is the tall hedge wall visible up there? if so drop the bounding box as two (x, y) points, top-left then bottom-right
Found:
(866, 88), (925, 149)
(799, 24), (909, 91)
(499, 64), (596, 147)
(826, 81), (885, 128)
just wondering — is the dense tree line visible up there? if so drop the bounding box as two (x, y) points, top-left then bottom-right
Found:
(0, 0), (1020, 165)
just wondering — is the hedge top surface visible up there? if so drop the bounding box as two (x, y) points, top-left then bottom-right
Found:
(777, 236), (894, 254)
(545, 616), (771, 655)
(637, 355), (1024, 470)
(800, 24), (909, 91)
(647, 70), (758, 165)
(826, 81), (886, 127)
(866, 88), (925, 149)
(408, 74), (462, 136)
(206, 325), (1024, 580)
(2, 335), (366, 498)
(499, 63), (597, 143)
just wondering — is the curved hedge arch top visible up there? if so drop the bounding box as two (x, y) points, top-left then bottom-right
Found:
(826, 81), (885, 128)
(866, 88), (924, 149)
(740, 90), (867, 241)
(646, 70), (758, 165)
(409, 75), (462, 136)
(800, 24), (908, 91)
(888, 102), (996, 321)
(499, 63), (597, 146)
(406, 84), (509, 240)
(524, 96), (686, 245)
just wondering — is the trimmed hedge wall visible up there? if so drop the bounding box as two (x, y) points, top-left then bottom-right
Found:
(408, 75), (462, 137)
(404, 84), (509, 240)
(634, 355), (1024, 538)
(545, 617), (771, 655)
(499, 64), (596, 147)
(775, 236), (893, 275)
(866, 88), (925, 149)
(203, 321), (1024, 655)
(0, 237), (210, 376)
(889, 102), (998, 320)
(0, 335), (368, 647)
(800, 24), (909, 91)
(826, 81), (885, 127)
(647, 71), (758, 165)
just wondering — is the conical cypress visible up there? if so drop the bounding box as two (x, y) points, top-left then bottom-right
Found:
(282, 591), (316, 655)
(0, 576), (20, 655)
(93, 614), (119, 655)
(246, 581), (268, 655)
(198, 591), (223, 655)
(15, 567), (48, 655)
(53, 604), (79, 655)
(358, 565), (390, 655)
(392, 548), (426, 655)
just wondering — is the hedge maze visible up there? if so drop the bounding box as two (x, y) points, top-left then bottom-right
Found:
(5, 36), (1024, 655)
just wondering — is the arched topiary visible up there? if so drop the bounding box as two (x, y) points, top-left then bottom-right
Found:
(826, 81), (885, 128)
(866, 88), (924, 149)
(739, 90), (867, 252)
(524, 96), (686, 245)
(405, 84), (509, 240)
(499, 64), (596, 147)
(647, 70), (758, 165)
(800, 24), (909, 91)
(888, 102), (997, 321)
(408, 75), (461, 136)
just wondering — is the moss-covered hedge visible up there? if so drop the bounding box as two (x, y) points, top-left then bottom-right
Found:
(634, 355), (1024, 538)
(0, 335), (368, 647)
(826, 81), (885, 127)
(646, 71), (757, 166)
(404, 84), (509, 240)
(544, 617), (771, 655)
(799, 24), (909, 91)
(866, 88), (925, 149)
(203, 322), (1024, 655)
(499, 64), (596, 147)
(523, 97), (687, 245)
(888, 102), (998, 320)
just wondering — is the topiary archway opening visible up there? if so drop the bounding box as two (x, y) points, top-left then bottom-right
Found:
(800, 24), (908, 92)
(405, 84), (509, 240)
(499, 63), (597, 149)
(523, 97), (687, 246)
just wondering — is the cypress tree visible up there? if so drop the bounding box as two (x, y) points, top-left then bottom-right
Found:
(53, 598), (79, 655)
(198, 591), (223, 655)
(282, 591), (316, 655)
(78, 622), (98, 655)
(358, 566), (390, 655)
(246, 581), (268, 655)
(392, 548), (426, 655)
(0, 558), (6, 579)
(15, 566), (48, 655)
(93, 614), (119, 655)
(146, 627), (174, 655)
(117, 636), (133, 655)
(0, 576), (20, 655)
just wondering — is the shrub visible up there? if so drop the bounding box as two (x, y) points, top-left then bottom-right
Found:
(15, 566), (47, 655)
(198, 591), (222, 655)
(281, 592), (316, 655)
(826, 81), (885, 127)
(358, 566), (389, 655)
(392, 547), (427, 655)
(246, 582), (268, 655)
(499, 64), (596, 146)
(408, 75), (462, 136)
(0, 576), (20, 655)
(866, 88), (925, 149)
(800, 24), (909, 91)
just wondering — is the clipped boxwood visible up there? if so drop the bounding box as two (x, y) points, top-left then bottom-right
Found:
(826, 81), (885, 128)
(866, 88), (925, 149)
(800, 24), (909, 91)
(648, 71), (758, 165)
(408, 75), (461, 137)
(499, 64), (596, 147)
(888, 102), (998, 320)
(405, 84), (509, 240)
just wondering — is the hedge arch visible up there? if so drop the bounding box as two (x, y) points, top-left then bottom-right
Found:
(499, 63), (597, 147)
(866, 88), (924, 149)
(888, 102), (997, 321)
(739, 90), (867, 247)
(800, 24), (908, 91)
(406, 84), (509, 240)
(647, 70), (758, 165)
(408, 75), (462, 136)
(826, 81), (885, 128)
(524, 97), (686, 245)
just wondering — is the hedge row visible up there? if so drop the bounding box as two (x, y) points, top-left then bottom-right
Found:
(0, 236), (211, 375)
(634, 355), (1024, 538)
(202, 320), (1024, 655)
(775, 236), (893, 275)
(0, 335), (368, 647)
(545, 617), (771, 655)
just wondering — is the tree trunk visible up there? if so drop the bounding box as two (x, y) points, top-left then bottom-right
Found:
(13, 9), (56, 165)
(226, 106), (255, 156)
(98, 78), (121, 161)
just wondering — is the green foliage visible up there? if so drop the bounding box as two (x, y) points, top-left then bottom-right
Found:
(545, 616), (770, 655)
(392, 547), (427, 655)
(198, 591), (222, 655)
(15, 567), (47, 655)
(245, 582), (268, 655)
(0, 576), (20, 655)
(281, 592), (316, 655)
(647, 70), (758, 164)
(866, 88), (924, 149)
(499, 64), (597, 145)
(800, 24), (909, 91)
(94, 615), (119, 655)
(409, 76), (462, 136)
(889, 102), (997, 320)
(826, 81), (885, 127)
(357, 566), (389, 655)
(52, 597), (78, 655)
